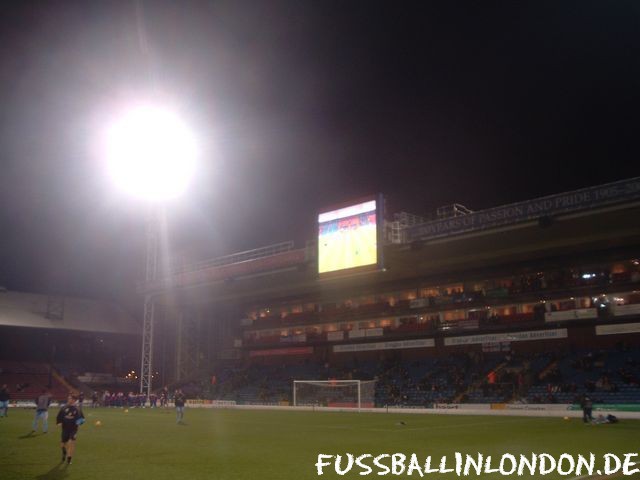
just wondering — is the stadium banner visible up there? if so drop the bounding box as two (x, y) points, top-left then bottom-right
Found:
(433, 403), (490, 411)
(328, 402), (375, 408)
(95, 402), (639, 418)
(365, 327), (384, 337)
(567, 403), (640, 413)
(434, 295), (453, 305)
(595, 322), (640, 336)
(347, 328), (385, 338)
(327, 331), (345, 341)
(455, 319), (480, 330)
(147, 248), (307, 291)
(185, 399), (237, 408)
(482, 341), (511, 352)
(485, 287), (510, 298)
(490, 403), (571, 412)
(405, 176), (640, 243)
(544, 308), (597, 322)
(14, 401), (64, 408)
(613, 304), (640, 317)
(221, 403), (640, 419)
(410, 298), (429, 309)
(280, 333), (307, 343)
(333, 338), (434, 353)
(349, 329), (366, 339)
(444, 328), (567, 346)
(249, 346), (313, 357)
(186, 399), (212, 405)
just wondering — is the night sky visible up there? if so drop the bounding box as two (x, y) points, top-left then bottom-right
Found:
(0, 1), (638, 301)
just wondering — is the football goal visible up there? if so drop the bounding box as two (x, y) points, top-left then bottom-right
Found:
(292, 380), (376, 410)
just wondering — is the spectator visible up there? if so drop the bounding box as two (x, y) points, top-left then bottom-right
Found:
(0, 384), (9, 417)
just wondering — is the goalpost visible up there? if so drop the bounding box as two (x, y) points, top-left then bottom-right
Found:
(293, 380), (376, 410)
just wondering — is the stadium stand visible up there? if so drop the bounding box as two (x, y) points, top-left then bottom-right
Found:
(134, 177), (640, 410)
(0, 361), (69, 401)
(3, 178), (640, 411)
(0, 291), (140, 402)
(195, 345), (640, 407)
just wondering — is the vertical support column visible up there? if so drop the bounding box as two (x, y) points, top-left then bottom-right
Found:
(140, 295), (155, 398)
(140, 208), (159, 399)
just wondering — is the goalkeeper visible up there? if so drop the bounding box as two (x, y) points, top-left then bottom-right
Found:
(56, 395), (85, 465)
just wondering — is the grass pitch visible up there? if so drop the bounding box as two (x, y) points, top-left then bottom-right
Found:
(1, 407), (639, 480)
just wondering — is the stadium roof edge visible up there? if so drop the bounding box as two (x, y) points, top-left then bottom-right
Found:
(0, 290), (139, 335)
(401, 176), (640, 244)
(144, 177), (640, 297)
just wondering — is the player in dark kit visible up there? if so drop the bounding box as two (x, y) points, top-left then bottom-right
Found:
(174, 389), (186, 423)
(56, 395), (85, 465)
(581, 394), (594, 423)
(160, 386), (168, 408)
(0, 384), (9, 417)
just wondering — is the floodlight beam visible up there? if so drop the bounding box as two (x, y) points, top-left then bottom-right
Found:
(105, 105), (197, 202)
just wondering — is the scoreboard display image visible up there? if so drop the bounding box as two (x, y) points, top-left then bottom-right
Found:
(318, 198), (380, 275)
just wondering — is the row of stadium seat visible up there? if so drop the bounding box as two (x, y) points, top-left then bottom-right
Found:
(246, 261), (640, 331)
(203, 347), (640, 406)
(0, 361), (70, 401)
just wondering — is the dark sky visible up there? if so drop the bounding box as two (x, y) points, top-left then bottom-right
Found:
(0, 0), (638, 301)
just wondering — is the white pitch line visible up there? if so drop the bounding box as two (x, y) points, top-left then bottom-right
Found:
(308, 417), (536, 432)
(363, 418), (534, 432)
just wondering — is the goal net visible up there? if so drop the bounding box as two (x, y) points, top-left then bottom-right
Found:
(293, 380), (376, 409)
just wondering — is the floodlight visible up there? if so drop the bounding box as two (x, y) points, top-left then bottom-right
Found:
(105, 104), (197, 201)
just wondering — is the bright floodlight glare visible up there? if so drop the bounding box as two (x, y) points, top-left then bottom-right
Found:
(105, 105), (197, 201)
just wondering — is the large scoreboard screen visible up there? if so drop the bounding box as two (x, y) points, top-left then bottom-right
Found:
(318, 196), (382, 275)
